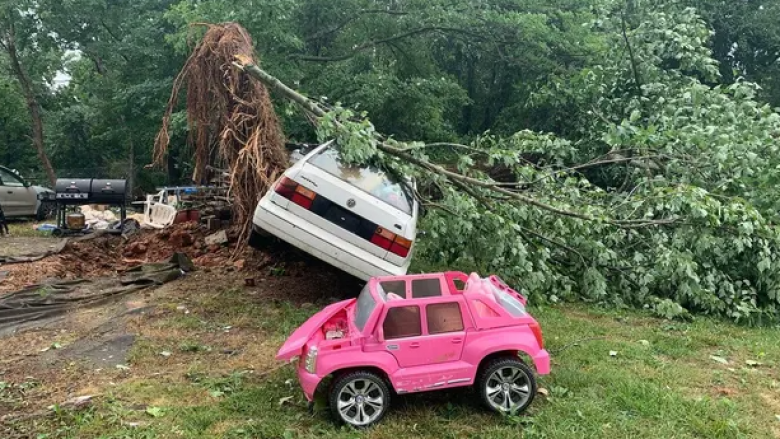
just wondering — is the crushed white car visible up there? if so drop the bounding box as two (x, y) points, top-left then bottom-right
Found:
(251, 141), (419, 280)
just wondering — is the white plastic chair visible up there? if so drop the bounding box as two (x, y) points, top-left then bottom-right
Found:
(142, 194), (177, 229)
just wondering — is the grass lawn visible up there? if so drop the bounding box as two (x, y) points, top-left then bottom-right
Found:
(20, 284), (779, 439)
(5, 220), (48, 238)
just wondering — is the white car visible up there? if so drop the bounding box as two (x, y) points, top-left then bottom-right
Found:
(251, 141), (419, 280)
(0, 166), (55, 219)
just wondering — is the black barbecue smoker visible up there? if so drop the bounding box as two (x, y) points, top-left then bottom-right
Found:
(47, 179), (129, 235)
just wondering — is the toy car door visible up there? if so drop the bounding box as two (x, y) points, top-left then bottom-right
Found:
(379, 300), (468, 367)
(380, 304), (428, 368)
(422, 301), (467, 364)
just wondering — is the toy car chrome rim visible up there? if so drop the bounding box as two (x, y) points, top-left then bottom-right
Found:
(485, 366), (532, 413)
(337, 379), (385, 426)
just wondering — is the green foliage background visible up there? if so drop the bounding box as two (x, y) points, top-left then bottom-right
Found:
(1, 0), (780, 322)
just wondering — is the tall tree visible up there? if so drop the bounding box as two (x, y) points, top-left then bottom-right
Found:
(686, 0), (780, 107)
(0, 1), (59, 184)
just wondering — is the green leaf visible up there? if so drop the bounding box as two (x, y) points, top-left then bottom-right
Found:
(145, 406), (164, 418)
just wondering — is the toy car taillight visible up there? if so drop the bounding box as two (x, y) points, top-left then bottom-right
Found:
(529, 321), (544, 349)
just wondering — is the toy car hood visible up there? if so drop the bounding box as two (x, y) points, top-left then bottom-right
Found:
(276, 298), (356, 361)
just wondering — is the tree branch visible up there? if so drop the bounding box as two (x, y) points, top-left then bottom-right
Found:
(233, 60), (676, 229)
(621, 6), (643, 95)
(293, 27), (476, 62)
(99, 20), (131, 63)
(305, 9), (409, 43)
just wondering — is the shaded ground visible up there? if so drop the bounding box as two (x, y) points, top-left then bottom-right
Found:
(1, 232), (779, 438)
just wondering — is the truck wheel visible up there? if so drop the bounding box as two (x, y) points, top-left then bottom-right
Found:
(329, 371), (390, 428)
(477, 356), (536, 415)
(36, 201), (56, 220)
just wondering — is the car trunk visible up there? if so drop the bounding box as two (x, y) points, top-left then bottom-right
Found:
(288, 163), (414, 263)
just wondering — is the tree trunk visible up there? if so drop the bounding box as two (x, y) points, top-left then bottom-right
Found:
(4, 24), (57, 186)
(120, 116), (135, 196)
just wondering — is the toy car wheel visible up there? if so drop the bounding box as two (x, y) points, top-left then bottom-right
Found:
(329, 371), (390, 428)
(477, 356), (536, 415)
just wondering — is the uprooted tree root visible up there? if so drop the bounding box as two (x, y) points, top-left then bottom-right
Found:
(154, 23), (289, 246)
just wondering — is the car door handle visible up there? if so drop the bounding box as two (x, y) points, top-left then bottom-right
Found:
(452, 338), (463, 344)
(409, 342), (421, 348)
(6, 191), (12, 194)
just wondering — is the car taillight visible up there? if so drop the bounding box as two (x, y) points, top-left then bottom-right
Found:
(529, 321), (544, 349)
(274, 177), (297, 198)
(370, 227), (413, 257)
(390, 236), (412, 258)
(370, 227), (395, 249)
(274, 177), (317, 209)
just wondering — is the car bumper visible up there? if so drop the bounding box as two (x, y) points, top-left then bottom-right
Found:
(297, 366), (321, 402)
(252, 197), (410, 281)
(533, 349), (551, 375)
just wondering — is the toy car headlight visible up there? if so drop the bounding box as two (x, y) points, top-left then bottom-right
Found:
(304, 346), (318, 373)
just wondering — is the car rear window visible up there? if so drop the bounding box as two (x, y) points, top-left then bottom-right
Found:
(308, 146), (413, 214)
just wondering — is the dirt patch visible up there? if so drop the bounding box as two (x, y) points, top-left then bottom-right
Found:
(0, 223), (276, 292)
(0, 218), (363, 435)
(0, 255), (354, 425)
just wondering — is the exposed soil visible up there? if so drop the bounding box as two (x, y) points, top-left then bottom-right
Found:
(0, 223), (340, 293)
(0, 225), (360, 427)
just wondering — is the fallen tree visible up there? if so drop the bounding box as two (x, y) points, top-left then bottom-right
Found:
(161, 14), (780, 323)
(154, 23), (289, 243)
(234, 55), (780, 323)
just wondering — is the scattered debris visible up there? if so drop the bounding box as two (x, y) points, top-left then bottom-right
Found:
(638, 340), (650, 346)
(205, 230), (229, 246)
(609, 351), (618, 357)
(50, 395), (95, 411)
(0, 254), (194, 332)
(538, 388), (550, 397)
(278, 396), (294, 406)
(710, 355), (729, 365)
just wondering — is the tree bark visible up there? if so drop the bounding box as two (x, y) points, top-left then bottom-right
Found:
(3, 22), (56, 186)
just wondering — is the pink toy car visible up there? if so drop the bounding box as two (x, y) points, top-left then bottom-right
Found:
(276, 272), (550, 427)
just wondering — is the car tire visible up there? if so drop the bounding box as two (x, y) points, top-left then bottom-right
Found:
(329, 371), (391, 428)
(36, 201), (56, 221)
(477, 356), (537, 416)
